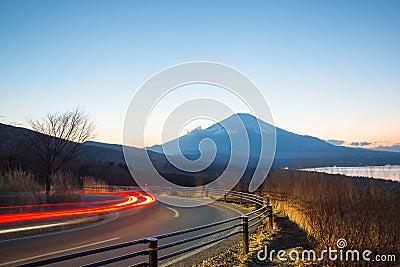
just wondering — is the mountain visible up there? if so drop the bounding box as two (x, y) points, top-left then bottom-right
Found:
(147, 113), (400, 168)
(2, 114), (400, 173)
(2, 116), (399, 188)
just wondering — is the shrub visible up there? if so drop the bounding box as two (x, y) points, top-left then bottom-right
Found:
(0, 169), (43, 208)
(82, 176), (107, 188)
(50, 171), (81, 203)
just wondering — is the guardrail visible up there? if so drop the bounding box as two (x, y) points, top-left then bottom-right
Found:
(16, 187), (273, 267)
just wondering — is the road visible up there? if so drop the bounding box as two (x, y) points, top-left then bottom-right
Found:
(0, 197), (243, 266)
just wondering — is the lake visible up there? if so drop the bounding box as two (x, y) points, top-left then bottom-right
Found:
(302, 165), (400, 182)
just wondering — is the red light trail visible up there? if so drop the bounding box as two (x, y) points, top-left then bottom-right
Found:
(0, 191), (155, 224)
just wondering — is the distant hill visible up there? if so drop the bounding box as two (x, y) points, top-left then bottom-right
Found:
(0, 123), (138, 185)
(84, 141), (123, 153)
(371, 145), (400, 153)
(0, 123), (127, 165)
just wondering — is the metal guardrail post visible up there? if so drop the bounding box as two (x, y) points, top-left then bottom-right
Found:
(242, 216), (249, 254)
(148, 238), (158, 267)
(267, 204), (273, 229)
(263, 198), (268, 224)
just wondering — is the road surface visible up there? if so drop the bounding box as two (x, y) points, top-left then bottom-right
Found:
(0, 197), (243, 266)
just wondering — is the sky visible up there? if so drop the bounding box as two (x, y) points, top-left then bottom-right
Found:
(0, 0), (399, 148)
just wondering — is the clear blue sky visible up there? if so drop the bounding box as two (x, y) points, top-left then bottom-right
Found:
(1, 0), (399, 146)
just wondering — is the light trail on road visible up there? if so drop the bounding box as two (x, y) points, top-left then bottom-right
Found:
(0, 191), (155, 224)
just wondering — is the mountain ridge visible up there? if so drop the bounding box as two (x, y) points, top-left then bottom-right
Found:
(1, 114), (399, 170)
(146, 113), (400, 168)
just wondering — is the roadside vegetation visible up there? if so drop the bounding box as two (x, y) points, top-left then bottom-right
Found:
(81, 176), (108, 188)
(0, 169), (43, 207)
(261, 170), (400, 265)
(0, 168), (108, 209)
(49, 171), (82, 203)
(197, 211), (313, 267)
(198, 170), (399, 266)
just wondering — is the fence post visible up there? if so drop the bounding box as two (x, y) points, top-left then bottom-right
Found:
(242, 216), (249, 254)
(262, 198), (267, 224)
(148, 238), (158, 267)
(267, 204), (273, 229)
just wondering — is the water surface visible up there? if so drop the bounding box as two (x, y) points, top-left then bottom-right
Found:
(303, 165), (400, 182)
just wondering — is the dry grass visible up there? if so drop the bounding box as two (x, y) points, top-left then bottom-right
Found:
(82, 176), (108, 188)
(0, 169), (85, 207)
(0, 169), (43, 208)
(50, 171), (81, 203)
(261, 170), (400, 265)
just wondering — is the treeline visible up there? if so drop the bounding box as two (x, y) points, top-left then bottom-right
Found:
(261, 170), (400, 265)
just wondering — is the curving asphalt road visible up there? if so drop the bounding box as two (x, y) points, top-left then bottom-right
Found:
(0, 197), (244, 266)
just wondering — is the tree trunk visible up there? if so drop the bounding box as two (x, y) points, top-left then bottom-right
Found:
(45, 172), (51, 203)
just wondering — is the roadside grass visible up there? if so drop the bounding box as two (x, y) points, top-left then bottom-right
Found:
(82, 176), (108, 188)
(199, 171), (399, 266)
(261, 170), (400, 266)
(0, 169), (109, 209)
(50, 171), (81, 203)
(0, 169), (43, 208)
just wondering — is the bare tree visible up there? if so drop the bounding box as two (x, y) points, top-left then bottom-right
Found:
(27, 108), (96, 200)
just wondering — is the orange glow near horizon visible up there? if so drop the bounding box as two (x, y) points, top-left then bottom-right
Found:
(332, 140), (400, 148)
(93, 123), (400, 150)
